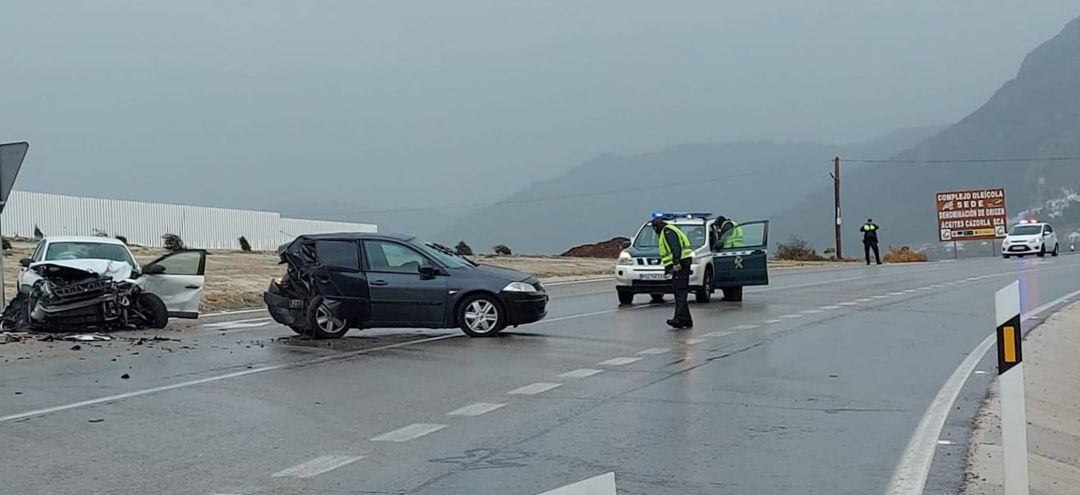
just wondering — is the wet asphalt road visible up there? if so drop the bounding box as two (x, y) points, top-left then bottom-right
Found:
(2, 256), (1080, 495)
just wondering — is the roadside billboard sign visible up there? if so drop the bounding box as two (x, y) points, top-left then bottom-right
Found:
(936, 188), (1007, 242)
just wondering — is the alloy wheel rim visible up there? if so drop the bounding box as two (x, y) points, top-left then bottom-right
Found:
(316, 305), (345, 333)
(464, 300), (498, 333)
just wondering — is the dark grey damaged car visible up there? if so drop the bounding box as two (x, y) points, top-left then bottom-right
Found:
(264, 233), (548, 338)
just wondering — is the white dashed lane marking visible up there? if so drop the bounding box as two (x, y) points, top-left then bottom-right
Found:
(559, 368), (604, 378)
(446, 402), (507, 417)
(764, 319), (782, 324)
(272, 455), (366, 478)
(685, 338), (707, 345)
(801, 309), (822, 314)
(636, 348), (671, 355)
(872, 295), (889, 300)
(856, 298), (873, 303)
(730, 324), (758, 331)
(508, 382), (563, 395)
(838, 302), (858, 306)
(779, 314), (803, 319)
(820, 305), (842, 310)
(704, 331), (733, 338)
(597, 357), (642, 366)
(370, 423), (447, 443)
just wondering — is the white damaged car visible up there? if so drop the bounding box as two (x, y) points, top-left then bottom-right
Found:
(7, 236), (206, 330)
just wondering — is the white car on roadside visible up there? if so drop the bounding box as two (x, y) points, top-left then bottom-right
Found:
(13, 236), (207, 328)
(1001, 221), (1060, 258)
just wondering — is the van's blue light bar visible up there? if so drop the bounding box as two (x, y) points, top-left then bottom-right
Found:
(651, 211), (712, 220)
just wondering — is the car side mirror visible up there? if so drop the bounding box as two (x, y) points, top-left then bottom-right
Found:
(418, 265), (440, 277)
(143, 264), (166, 275)
(19, 258), (32, 268)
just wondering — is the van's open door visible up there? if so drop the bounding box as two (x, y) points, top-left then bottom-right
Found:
(712, 220), (769, 288)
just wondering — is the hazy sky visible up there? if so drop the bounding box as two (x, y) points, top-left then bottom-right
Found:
(2, 1), (1078, 224)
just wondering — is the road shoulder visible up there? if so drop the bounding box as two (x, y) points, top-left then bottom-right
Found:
(963, 301), (1080, 494)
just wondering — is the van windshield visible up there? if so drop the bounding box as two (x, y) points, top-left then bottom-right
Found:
(633, 224), (706, 249)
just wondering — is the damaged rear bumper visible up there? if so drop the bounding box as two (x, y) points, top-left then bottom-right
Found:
(264, 282), (305, 327)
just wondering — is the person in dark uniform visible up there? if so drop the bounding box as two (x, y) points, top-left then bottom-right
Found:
(653, 217), (694, 328)
(861, 219), (882, 265)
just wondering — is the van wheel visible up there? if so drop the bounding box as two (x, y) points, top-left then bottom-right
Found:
(695, 267), (713, 303)
(618, 289), (634, 305)
(304, 296), (349, 339)
(722, 286), (744, 302)
(458, 294), (505, 337)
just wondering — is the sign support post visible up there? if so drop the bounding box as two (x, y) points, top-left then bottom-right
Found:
(995, 281), (1029, 495)
(0, 142), (30, 312)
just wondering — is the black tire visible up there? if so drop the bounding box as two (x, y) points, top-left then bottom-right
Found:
(304, 295), (349, 339)
(650, 293), (665, 303)
(1002, 254), (1010, 259)
(457, 294), (505, 337)
(722, 286), (744, 302)
(1037, 246), (1046, 257)
(695, 267), (713, 304)
(136, 293), (169, 329)
(618, 289), (634, 305)
(1052, 244), (1059, 257)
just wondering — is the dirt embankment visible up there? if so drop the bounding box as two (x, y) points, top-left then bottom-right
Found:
(964, 302), (1080, 494)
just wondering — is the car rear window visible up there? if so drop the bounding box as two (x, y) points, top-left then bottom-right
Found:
(315, 240), (359, 270)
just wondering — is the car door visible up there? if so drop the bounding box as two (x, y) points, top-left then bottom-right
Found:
(310, 239), (372, 324)
(713, 220), (770, 287)
(362, 239), (448, 327)
(1044, 225), (1058, 249)
(17, 240), (46, 293)
(138, 250), (207, 318)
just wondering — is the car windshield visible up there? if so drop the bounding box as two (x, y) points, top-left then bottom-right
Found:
(633, 223), (707, 249)
(413, 239), (475, 268)
(1009, 225), (1043, 236)
(44, 242), (135, 265)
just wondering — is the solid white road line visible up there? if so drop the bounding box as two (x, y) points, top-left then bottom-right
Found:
(764, 319), (782, 324)
(838, 302), (858, 306)
(887, 286), (1080, 495)
(0, 333), (459, 424)
(272, 455), (365, 478)
(596, 357), (642, 366)
(370, 423), (447, 442)
(201, 317), (273, 328)
(636, 348), (671, 355)
(559, 368), (604, 378)
(508, 382), (563, 395)
(446, 402), (507, 417)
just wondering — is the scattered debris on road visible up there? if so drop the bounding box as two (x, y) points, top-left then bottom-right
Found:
(63, 334), (112, 342)
(120, 373), (130, 380)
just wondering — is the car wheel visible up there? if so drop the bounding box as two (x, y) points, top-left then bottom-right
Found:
(1037, 246), (1046, 257)
(1002, 254), (1010, 259)
(618, 289), (634, 305)
(695, 267), (713, 304)
(136, 293), (169, 329)
(1052, 244), (1059, 257)
(722, 286), (744, 302)
(650, 293), (665, 303)
(304, 296), (349, 339)
(458, 294), (505, 337)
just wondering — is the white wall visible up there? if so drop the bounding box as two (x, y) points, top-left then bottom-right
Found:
(1, 190), (376, 251)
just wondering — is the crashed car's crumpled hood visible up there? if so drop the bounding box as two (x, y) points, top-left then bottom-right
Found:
(30, 259), (134, 281)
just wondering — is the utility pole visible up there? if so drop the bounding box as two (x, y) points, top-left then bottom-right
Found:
(832, 156), (842, 260)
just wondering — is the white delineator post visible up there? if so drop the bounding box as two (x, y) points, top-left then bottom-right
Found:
(995, 281), (1029, 495)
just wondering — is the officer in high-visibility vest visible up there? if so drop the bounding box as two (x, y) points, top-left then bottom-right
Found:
(717, 216), (743, 248)
(653, 217), (694, 328)
(860, 218), (882, 265)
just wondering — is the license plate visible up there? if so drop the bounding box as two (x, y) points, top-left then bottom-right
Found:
(640, 272), (670, 280)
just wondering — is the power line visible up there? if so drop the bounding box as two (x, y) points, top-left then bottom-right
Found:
(844, 156), (1080, 164)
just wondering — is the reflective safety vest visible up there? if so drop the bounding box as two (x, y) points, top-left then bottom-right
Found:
(722, 220), (743, 248)
(658, 224), (693, 267)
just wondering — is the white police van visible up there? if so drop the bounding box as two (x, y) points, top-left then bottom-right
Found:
(614, 212), (770, 305)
